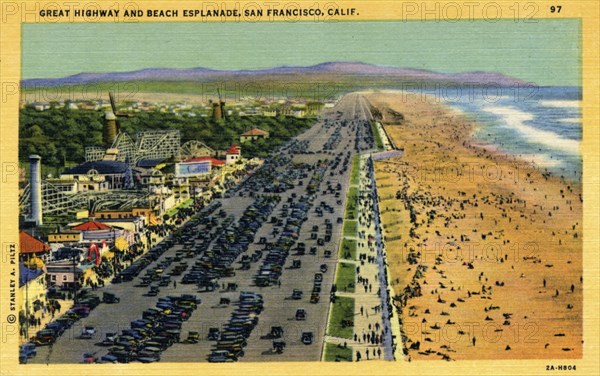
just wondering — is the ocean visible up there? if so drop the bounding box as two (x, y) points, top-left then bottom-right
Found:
(439, 86), (582, 182)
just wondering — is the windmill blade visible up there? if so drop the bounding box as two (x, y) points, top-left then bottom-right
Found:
(110, 91), (133, 118)
(109, 92), (118, 114)
(108, 91), (121, 134)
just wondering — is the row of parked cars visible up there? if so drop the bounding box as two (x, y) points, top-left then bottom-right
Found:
(256, 157), (334, 288)
(323, 126), (343, 150)
(255, 193), (314, 287)
(180, 215), (235, 286)
(236, 152), (291, 195)
(183, 195), (280, 290)
(356, 118), (376, 151)
(328, 151), (352, 177)
(94, 294), (202, 363)
(25, 289), (105, 357)
(208, 292), (263, 362)
(112, 242), (172, 284)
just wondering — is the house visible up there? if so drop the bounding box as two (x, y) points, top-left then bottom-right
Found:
(44, 260), (83, 288)
(60, 160), (129, 190)
(240, 128), (270, 143)
(47, 230), (83, 244)
(19, 231), (51, 262)
(69, 220), (132, 244)
(96, 216), (146, 237)
(226, 144), (241, 165)
(93, 208), (154, 224)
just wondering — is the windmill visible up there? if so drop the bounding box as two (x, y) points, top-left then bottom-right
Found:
(218, 88), (226, 120)
(103, 92), (132, 147)
(211, 88), (226, 120)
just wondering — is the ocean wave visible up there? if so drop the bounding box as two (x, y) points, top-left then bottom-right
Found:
(539, 100), (580, 109)
(519, 154), (563, 168)
(558, 118), (581, 123)
(481, 106), (580, 155)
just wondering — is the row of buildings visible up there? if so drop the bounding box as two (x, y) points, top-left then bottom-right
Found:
(23, 96), (333, 119)
(17, 95), (302, 323)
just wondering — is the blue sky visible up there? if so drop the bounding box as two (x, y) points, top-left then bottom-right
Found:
(22, 20), (581, 86)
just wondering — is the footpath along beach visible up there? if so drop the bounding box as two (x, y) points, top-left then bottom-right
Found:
(367, 92), (583, 360)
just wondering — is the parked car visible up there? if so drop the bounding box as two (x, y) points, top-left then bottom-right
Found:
(291, 289), (303, 300)
(301, 332), (313, 345)
(208, 349), (237, 362)
(19, 343), (37, 358)
(295, 308), (307, 321)
(30, 330), (56, 346)
(82, 352), (97, 363)
(97, 354), (118, 363)
(102, 292), (120, 304)
(80, 326), (97, 339)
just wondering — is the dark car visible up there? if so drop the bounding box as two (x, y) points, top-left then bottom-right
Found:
(19, 343), (37, 358)
(291, 289), (303, 300)
(295, 308), (307, 321)
(301, 332), (313, 345)
(30, 330), (56, 346)
(97, 354), (118, 364)
(208, 328), (221, 341)
(310, 293), (320, 304)
(102, 292), (120, 304)
(147, 285), (160, 296)
(80, 326), (96, 339)
(208, 350), (237, 362)
(45, 321), (67, 336)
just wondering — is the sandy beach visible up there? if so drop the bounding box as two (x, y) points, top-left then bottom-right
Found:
(367, 92), (583, 360)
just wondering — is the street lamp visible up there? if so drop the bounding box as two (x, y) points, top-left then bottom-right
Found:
(72, 252), (78, 305)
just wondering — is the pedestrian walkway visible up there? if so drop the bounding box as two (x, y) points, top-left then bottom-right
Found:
(324, 154), (397, 362)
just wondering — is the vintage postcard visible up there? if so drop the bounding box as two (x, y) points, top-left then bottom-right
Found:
(1, 1), (598, 375)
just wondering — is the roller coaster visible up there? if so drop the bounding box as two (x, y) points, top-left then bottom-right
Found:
(19, 181), (153, 217)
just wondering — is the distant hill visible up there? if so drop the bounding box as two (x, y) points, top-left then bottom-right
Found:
(21, 62), (531, 88)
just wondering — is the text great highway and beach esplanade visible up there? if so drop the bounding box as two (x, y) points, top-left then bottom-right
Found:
(38, 6), (358, 19)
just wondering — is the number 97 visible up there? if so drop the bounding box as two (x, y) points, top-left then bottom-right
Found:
(550, 5), (561, 13)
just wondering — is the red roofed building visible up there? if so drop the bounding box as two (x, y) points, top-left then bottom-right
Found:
(19, 231), (51, 260)
(71, 221), (111, 231)
(226, 144), (241, 165)
(240, 128), (269, 143)
(70, 220), (130, 244)
(184, 156), (225, 167)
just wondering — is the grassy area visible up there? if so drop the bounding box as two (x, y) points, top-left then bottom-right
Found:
(327, 296), (355, 339)
(343, 220), (358, 237)
(345, 186), (358, 220)
(166, 198), (193, 217)
(370, 121), (384, 150)
(335, 262), (356, 293)
(339, 238), (357, 260)
(350, 154), (360, 186)
(324, 342), (353, 362)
